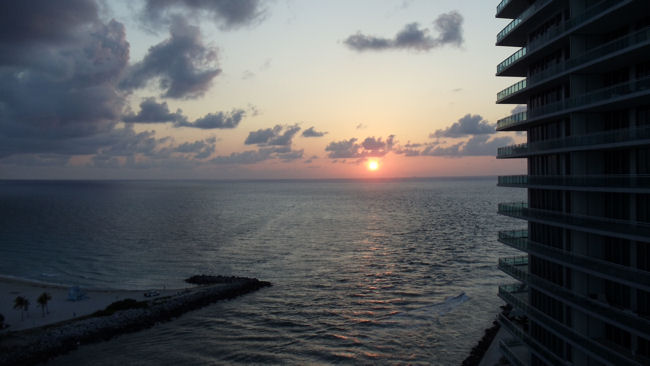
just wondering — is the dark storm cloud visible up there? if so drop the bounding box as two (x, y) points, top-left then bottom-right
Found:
(0, 0), (130, 157)
(0, 0), (98, 46)
(344, 11), (463, 52)
(302, 127), (327, 137)
(430, 114), (495, 138)
(119, 17), (220, 99)
(244, 125), (301, 146)
(325, 135), (395, 159)
(141, 0), (264, 30)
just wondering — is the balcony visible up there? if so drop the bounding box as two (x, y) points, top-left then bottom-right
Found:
(530, 27), (650, 84)
(497, 28), (650, 104)
(496, 47), (527, 75)
(498, 24), (650, 79)
(496, 0), (636, 76)
(496, 0), (553, 46)
(497, 76), (650, 130)
(498, 340), (528, 366)
(496, 79), (527, 103)
(498, 283), (642, 366)
(497, 313), (569, 366)
(496, 0), (532, 19)
(496, 111), (527, 130)
(497, 125), (650, 158)
(499, 257), (650, 341)
(498, 202), (650, 242)
(498, 230), (650, 291)
(497, 175), (650, 193)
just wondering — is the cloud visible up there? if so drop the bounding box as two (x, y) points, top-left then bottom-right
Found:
(123, 98), (245, 129)
(176, 109), (245, 129)
(119, 17), (220, 99)
(325, 135), (395, 159)
(211, 146), (302, 165)
(511, 104), (527, 114)
(356, 123), (367, 129)
(123, 98), (184, 123)
(430, 114), (495, 138)
(344, 11), (463, 52)
(325, 138), (359, 159)
(421, 135), (514, 157)
(173, 137), (216, 159)
(141, 0), (264, 30)
(244, 124), (301, 146)
(0, 1), (130, 158)
(0, 0), (98, 48)
(302, 127), (327, 137)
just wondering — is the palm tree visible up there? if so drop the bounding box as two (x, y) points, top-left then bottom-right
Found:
(37, 292), (52, 317)
(13, 296), (28, 321)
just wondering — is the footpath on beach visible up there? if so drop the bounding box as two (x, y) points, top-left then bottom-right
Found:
(0, 275), (271, 366)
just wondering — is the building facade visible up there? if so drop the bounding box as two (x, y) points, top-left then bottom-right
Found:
(494, 0), (650, 365)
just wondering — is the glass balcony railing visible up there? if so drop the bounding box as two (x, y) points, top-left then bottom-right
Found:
(497, 0), (552, 43)
(496, 0), (513, 16)
(498, 76), (650, 130)
(496, 111), (527, 130)
(497, 47), (527, 74)
(530, 76), (650, 118)
(500, 257), (650, 341)
(529, 27), (650, 85)
(498, 230), (650, 290)
(527, 0), (630, 53)
(497, 175), (650, 191)
(498, 202), (650, 240)
(497, 313), (568, 366)
(497, 79), (527, 102)
(497, 125), (650, 157)
(497, 0), (635, 76)
(499, 340), (527, 366)
(499, 283), (642, 366)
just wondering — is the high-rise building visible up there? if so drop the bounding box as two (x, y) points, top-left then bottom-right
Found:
(494, 0), (650, 365)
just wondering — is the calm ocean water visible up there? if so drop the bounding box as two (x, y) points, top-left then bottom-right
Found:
(0, 178), (524, 365)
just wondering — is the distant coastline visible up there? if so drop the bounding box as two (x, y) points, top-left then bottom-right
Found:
(0, 175), (499, 183)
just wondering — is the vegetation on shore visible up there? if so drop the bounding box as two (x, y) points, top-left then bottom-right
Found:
(92, 299), (149, 317)
(37, 293), (51, 317)
(13, 297), (29, 321)
(0, 276), (271, 366)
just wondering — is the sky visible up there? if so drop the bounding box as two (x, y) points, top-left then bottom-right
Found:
(0, 0), (526, 180)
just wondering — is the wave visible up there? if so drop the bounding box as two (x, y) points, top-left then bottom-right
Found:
(389, 292), (470, 319)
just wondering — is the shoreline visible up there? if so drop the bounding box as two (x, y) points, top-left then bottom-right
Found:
(0, 275), (271, 366)
(462, 304), (512, 366)
(0, 275), (186, 332)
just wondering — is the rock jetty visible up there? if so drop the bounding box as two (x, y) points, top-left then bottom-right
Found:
(0, 276), (271, 366)
(461, 304), (512, 366)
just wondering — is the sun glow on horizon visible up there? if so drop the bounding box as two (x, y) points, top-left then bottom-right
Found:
(367, 160), (379, 171)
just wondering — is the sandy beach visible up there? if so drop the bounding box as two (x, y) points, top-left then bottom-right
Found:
(0, 276), (181, 332)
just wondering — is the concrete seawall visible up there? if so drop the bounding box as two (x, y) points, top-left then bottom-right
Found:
(0, 277), (271, 366)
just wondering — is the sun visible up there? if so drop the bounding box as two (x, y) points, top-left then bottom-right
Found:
(368, 160), (379, 171)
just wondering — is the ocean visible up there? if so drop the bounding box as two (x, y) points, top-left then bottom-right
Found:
(0, 178), (524, 365)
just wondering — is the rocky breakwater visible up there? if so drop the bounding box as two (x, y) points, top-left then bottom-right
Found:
(0, 276), (271, 366)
